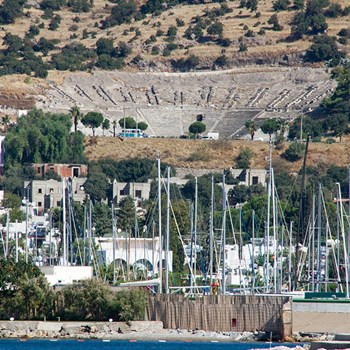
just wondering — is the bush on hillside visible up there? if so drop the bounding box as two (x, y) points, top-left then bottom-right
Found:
(283, 142), (305, 162)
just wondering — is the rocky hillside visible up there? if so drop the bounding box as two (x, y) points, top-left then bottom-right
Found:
(0, 0), (348, 77)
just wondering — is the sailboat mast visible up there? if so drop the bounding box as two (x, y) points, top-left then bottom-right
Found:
(189, 203), (194, 294)
(316, 183), (322, 292)
(295, 135), (309, 291)
(194, 176), (198, 284)
(112, 202), (116, 284)
(165, 167), (170, 294)
(272, 168), (277, 293)
(252, 209), (255, 294)
(288, 221), (293, 292)
(157, 159), (163, 294)
(62, 178), (67, 266)
(221, 173), (226, 295)
(25, 186), (29, 263)
(209, 176), (214, 292)
(338, 184), (349, 297)
(266, 143), (272, 291)
(348, 165), (350, 299)
(311, 194), (315, 292)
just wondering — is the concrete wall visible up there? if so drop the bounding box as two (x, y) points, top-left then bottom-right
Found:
(293, 311), (350, 333)
(293, 301), (350, 333)
(294, 301), (350, 313)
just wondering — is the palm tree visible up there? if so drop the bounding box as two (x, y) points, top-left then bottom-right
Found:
(245, 119), (258, 140)
(1, 115), (10, 132)
(70, 105), (82, 132)
(276, 118), (289, 143)
(112, 120), (117, 137)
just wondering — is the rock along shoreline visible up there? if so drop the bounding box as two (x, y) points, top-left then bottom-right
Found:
(0, 320), (310, 349)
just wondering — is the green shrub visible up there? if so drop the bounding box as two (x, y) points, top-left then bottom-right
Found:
(69, 24), (79, 31)
(188, 151), (208, 161)
(236, 147), (253, 169)
(151, 45), (159, 55)
(273, 0), (290, 11)
(283, 142), (305, 162)
(176, 18), (185, 27)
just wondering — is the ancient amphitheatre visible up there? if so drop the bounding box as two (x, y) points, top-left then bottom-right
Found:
(35, 66), (335, 139)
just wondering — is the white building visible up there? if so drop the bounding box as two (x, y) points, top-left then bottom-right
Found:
(96, 236), (173, 276)
(40, 266), (93, 286)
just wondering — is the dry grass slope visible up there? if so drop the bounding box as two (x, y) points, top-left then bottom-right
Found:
(85, 136), (350, 172)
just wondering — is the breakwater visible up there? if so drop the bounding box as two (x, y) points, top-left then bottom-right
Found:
(0, 320), (163, 339)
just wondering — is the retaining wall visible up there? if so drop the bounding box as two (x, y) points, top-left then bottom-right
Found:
(146, 295), (292, 338)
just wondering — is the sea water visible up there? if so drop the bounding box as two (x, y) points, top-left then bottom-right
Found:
(0, 339), (299, 350)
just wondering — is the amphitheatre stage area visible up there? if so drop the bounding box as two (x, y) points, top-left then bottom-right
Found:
(38, 67), (335, 138)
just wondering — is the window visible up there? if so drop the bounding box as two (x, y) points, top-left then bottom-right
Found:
(38, 188), (42, 194)
(135, 190), (142, 198)
(57, 201), (61, 207)
(120, 188), (129, 196)
(38, 202), (42, 207)
(73, 167), (79, 177)
(252, 176), (259, 185)
(238, 170), (246, 182)
(37, 167), (41, 174)
(49, 188), (54, 193)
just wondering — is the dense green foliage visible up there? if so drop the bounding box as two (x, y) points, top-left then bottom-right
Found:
(304, 35), (345, 65)
(3, 109), (86, 170)
(117, 116), (149, 132)
(189, 121), (206, 137)
(81, 112), (104, 136)
(0, 258), (54, 320)
(290, 0), (329, 39)
(102, 0), (139, 28)
(58, 280), (147, 321)
(283, 142), (305, 161)
(0, 0), (26, 24)
(288, 63), (350, 142)
(260, 118), (279, 141)
(67, 0), (93, 12)
(322, 63), (350, 116)
(236, 147), (253, 169)
(0, 259), (148, 321)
